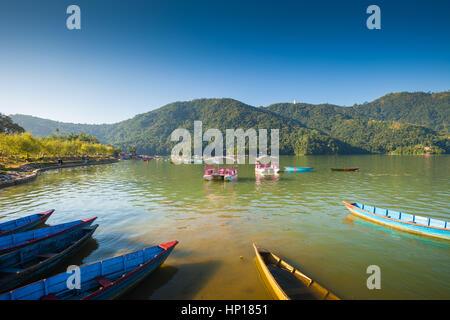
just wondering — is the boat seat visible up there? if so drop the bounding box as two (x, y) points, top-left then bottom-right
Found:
(95, 276), (113, 288)
(0, 267), (23, 274)
(41, 294), (59, 300)
(35, 253), (58, 259)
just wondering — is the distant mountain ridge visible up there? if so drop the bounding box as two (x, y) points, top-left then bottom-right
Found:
(9, 91), (450, 155)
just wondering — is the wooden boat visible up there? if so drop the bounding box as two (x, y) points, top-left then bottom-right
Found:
(0, 224), (98, 292)
(284, 167), (313, 172)
(0, 217), (97, 255)
(253, 243), (339, 300)
(0, 240), (178, 300)
(331, 168), (359, 171)
(0, 210), (54, 236)
(343, 201), (450, 240)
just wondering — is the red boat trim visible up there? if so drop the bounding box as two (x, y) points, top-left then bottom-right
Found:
(343, 201), (449, 231)
(0, 216), (97, 253)
(0, 209), (55, 236)
(81, 240), (178, 300)
(158, 240), (178, 250)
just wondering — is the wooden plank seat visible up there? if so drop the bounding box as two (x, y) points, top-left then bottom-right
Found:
(35, 253), (58, 259)
(95, 276), (113, 288)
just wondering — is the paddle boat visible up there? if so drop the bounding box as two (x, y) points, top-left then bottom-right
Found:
(0, 217), (97, 255)
(0, 210), (54, 236)
(331, 168), (359, 172)
(0, 241), (178, 300)
(255, 155), (280, 176)
(203, 165), (222, 181)
(284, 167), (313, 172)
(203, 156), (239, 182)
(343, 201), (450, 240)
(224, 167), (238, 182)
(0, 224), (98, 292)
(139, 155), (153, 162)
(253, 243), (339, 300)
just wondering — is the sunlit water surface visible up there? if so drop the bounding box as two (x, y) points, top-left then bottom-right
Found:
(0, 155), (449, 299)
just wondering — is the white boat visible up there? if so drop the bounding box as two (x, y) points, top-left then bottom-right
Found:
(255, 156), (280, 176)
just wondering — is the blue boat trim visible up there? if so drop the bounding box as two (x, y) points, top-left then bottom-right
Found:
(0, 210), (54, 236)
(0, 217), (97, 253)
(343, 201), (450, 240)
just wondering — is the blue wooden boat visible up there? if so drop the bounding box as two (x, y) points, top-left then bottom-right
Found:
(343, 201), (450, 240)
(0, 210), (54, 236)
(0, 224), (98, 292)
(284, 167), (313, 172)
(0, 240), (178, 300)
(0, 217), (97, 255)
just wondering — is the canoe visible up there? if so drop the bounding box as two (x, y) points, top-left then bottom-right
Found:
(284, 167), (313, 172)
(331, 168), (359, 172)
(0, 217), (97, 255)
(0, 210), (54, 236)
(343, 201), (450, 240)
(0, 224), (98, 292)
(253, 243), (339, 300)
(0, 240), (178, 300)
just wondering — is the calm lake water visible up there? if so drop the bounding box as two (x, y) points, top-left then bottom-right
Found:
(0, 155), (449, 299)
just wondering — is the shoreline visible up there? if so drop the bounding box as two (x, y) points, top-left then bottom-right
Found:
(0, 158), (118, 189)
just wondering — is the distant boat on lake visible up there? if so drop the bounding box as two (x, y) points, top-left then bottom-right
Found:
(284, 167), (313, 172)
(343, 201), (450, 240)
(255, 156), (280, 176)
(331, 168), (359, 172)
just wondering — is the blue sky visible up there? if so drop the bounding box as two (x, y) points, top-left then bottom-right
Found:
(0, 0), (449, 123)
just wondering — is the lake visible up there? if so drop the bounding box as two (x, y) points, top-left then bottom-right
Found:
(0, 155), (449, 299)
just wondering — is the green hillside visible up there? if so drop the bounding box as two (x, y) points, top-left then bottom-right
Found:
(99, 99), (359, 155)
(10, 92), (450, 155)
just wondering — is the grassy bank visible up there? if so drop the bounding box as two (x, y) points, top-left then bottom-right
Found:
(0, 132), (121, 173)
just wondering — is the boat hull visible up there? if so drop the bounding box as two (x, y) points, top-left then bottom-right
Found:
(255, 168), (279, 176)
(0, 225), (98, 292)
(0, 241), (178, 300)
(284, 167), (313, 172)
(253, 243), (339, 300)
(343, 201), (450, 240)
(224, 174), (238, 182)
(0, 218), (97, 255)
(331, 168), (359, 172)
(0, 210), (54, 236)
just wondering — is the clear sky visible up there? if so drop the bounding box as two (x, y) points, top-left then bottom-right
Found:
(0, 0), (449, 123)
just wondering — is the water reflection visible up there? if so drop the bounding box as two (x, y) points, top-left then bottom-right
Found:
(0, 156), (449, 299)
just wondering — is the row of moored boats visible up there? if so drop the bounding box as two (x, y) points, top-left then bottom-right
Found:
(0, 210), (178, 300)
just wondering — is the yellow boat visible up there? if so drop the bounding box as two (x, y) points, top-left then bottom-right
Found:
(253, 243), (340, 300)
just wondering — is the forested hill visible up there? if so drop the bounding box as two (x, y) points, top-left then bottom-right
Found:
(8, 114), (112, 139)
(267, 91), (449, 133)
(9, 92), (450, 155)
(1, 113), (24, 134)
